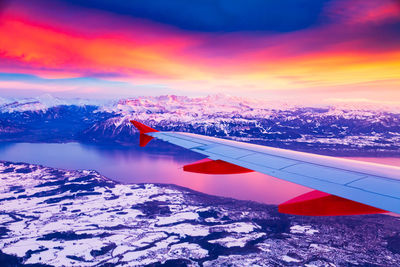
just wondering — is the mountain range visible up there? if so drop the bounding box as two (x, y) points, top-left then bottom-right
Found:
(0, 94), (399, 156)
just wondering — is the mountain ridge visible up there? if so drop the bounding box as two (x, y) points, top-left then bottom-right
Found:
(0, 94), (399, 156)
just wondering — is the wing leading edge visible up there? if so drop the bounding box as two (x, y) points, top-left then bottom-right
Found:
(131, 120), (400, 216)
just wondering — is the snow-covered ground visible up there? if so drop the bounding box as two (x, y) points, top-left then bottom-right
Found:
(0, 161), (400, 266)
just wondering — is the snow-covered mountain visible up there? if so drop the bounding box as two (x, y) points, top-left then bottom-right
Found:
(0, 94), (399, 155)
(86, 95), (400, 154)
(0, 94), (107, 113)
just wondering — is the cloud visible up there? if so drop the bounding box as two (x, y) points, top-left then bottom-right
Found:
(323, 0), (400, 25)
(54, 0), (330, 32)
(0, 0), (399, 101)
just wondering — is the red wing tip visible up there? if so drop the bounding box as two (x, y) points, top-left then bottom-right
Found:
(130, 120), (158, 134)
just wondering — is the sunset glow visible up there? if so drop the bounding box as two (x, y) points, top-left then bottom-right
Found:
(0, 0), (399, 102)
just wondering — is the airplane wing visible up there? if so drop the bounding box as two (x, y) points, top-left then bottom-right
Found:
(131, 120), (400, 216)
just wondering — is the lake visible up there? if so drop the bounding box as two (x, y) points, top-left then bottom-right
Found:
(1, 141), (399, 205)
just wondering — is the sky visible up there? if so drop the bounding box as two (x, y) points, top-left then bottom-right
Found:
(0, 0), (399, 103)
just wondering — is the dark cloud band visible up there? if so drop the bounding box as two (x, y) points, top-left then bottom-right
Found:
(60, 0), (331, 32)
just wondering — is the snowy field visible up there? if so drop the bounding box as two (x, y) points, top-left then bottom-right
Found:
(0, 161), (399, 266)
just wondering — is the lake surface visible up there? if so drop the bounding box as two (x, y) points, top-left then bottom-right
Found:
(0, 141), (399, 205)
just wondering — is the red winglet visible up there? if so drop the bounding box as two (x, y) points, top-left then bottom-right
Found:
(183, 158), (254, 175)
(130, 120), (158, 147)
(130, 120), (158, 134)
(278, 190), (387, 216)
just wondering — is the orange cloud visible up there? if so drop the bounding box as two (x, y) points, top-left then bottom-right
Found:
(0, 0), (399, 101)
(0, 12), (209, 80)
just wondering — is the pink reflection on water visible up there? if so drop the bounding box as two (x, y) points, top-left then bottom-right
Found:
(346, 157), (400, 166)
(99, 150), (310, 204)
(0, 142), (399, 206)
(99, 150), (312, 204)
(170, 170), (311, 204)
(130, 156), (400, 205)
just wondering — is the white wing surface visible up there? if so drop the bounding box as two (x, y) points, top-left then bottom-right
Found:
(146, 131), (400, 214)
